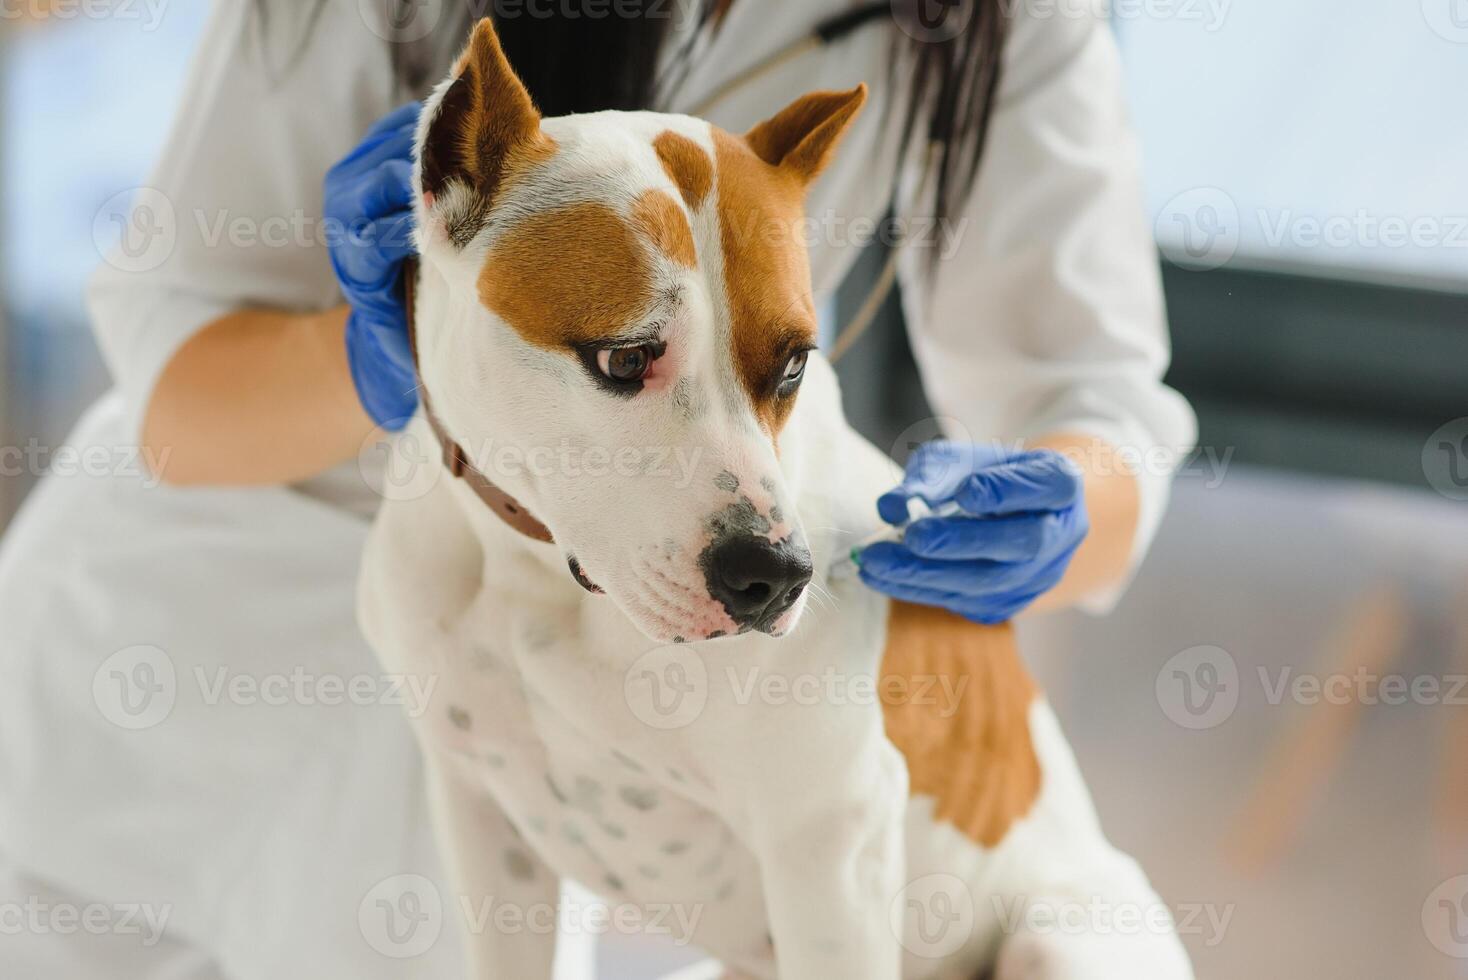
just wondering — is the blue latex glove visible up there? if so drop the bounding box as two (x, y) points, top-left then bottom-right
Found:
(326, 101), (421, 429)
(856, 442), (1089, 624)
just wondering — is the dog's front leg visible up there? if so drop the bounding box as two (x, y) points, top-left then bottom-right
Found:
(730, 694), (908, 980)
(360, 431), (559, 979)
(426, 759), (560, 980)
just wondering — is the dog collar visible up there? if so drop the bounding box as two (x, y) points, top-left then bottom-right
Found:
(402, 259), (554, 545)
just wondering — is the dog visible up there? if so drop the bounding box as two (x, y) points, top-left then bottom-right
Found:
(358, 18), (1193, 980)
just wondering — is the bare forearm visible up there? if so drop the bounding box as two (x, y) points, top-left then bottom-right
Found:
(1028, 432), (1141, 612)
(143, 304), (375, 486)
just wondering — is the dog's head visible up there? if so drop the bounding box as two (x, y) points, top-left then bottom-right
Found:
(411, 19), (865, 644)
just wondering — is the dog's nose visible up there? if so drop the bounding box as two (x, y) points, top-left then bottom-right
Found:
(704, 535), (813, 630)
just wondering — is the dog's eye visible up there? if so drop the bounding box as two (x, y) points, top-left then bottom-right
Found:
(778, 350), (809, 392)
(596, 344), (656, 384)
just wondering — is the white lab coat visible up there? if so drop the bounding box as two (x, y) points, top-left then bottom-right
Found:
(0, 1), (1193, 976)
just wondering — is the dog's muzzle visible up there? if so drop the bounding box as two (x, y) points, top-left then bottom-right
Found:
(701, 534), (813, 634)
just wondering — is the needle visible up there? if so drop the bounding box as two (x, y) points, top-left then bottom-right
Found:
(830, 498), (964, 578)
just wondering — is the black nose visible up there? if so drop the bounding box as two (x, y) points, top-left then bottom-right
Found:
(702, 535), (813, 631)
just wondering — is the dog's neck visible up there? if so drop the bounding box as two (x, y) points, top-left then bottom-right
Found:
(406, 259), (556, 546)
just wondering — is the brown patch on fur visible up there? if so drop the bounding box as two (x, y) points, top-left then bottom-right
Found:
(479, 201), (655, 350)
(710, 128), (816, 436)
(709, 88), (865, 436)
(653, 131), (713, 211)
(745, 85), (866, 185)
(632, 189), (697, 269)
(880, 602), (1043, 848)
(423, 19), (556, 239)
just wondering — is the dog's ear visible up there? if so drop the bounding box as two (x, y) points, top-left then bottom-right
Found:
(744, 84), (867, 186)
(420, 17), (547, 211)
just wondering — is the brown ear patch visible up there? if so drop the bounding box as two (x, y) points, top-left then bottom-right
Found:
(632, 189), (697, 269)
(653, 131), (713, 212)
(422, 18), (555, 243)
(745, 84), (866, 185)
(880, 602), (1043, 849)
(479, 201), (656, 351)
(711, 128), (817, 437)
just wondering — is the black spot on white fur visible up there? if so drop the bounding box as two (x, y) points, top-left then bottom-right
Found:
(704, 496), (771, 539)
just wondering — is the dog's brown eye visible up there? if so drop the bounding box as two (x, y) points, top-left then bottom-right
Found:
(779, 350), (809, 389)
(597, 344), (655, 383)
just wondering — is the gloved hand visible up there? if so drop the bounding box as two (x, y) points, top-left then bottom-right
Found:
(326, 101), (421, 429)
(856, 441), (1089, 624)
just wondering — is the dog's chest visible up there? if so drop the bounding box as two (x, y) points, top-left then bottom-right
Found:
(421, 593), (775, 948)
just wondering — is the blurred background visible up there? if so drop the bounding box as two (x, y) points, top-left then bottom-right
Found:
(2, 2), (1466, 978)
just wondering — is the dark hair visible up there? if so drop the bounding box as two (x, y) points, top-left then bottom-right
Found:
(259, 0), (1005, 242)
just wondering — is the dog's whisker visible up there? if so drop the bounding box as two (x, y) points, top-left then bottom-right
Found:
(804, 590), (835, 615)
(806, 581), (839, 615)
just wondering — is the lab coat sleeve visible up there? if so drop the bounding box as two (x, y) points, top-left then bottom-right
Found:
(86, 0), (398, 443)
(894, 8), (1197, 613)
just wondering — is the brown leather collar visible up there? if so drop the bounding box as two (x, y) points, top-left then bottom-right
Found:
(403, 259), (554, 544)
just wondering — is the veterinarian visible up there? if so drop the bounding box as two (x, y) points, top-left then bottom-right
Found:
(0, 1), (1194, 976)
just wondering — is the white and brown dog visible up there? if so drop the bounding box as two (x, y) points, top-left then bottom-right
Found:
(359, 19), (1193, 980)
